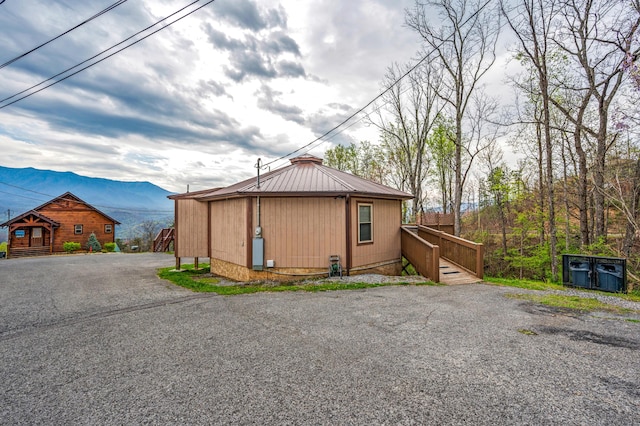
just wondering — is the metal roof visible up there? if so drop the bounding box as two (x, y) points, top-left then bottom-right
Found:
(170, 155), (413, 201)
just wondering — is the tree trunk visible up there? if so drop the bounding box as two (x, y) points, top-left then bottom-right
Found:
(622, 158), (640, 256)
(574, 129), (590, 248)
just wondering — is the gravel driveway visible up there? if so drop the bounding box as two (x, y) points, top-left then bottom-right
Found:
(1, 253), (638, 425)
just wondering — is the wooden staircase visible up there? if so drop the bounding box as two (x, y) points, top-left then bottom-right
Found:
(401, 225), (484, 284)
(8, 247), (51, 259)
(153, 228), (175, 252)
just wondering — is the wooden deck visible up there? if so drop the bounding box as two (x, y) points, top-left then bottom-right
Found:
(438, 259), (483, 285)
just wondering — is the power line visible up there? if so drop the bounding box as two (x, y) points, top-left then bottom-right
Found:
(0, 0), (215, 109)
(0, 0), (129, 70)
(263, 0), (494, 168)
(263, 53), (431, 169)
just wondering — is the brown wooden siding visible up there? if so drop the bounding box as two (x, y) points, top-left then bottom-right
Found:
(38, 200), (116, 252)
(175, 198), (208, 257)
(210, 198), (247, 265)
(10, 227), (51, 249)
(256, 197), (346, 268)
(351, 198), (402, 268)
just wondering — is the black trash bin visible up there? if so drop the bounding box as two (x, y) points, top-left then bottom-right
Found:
(569, 261), (591, 288)
(596, 263), (624, 292)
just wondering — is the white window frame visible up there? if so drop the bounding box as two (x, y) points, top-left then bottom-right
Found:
(74, 224), (83, 235)
(104, 224), (112, 234)
(32, 227), (42, 238)
(357, 203), (373, 244)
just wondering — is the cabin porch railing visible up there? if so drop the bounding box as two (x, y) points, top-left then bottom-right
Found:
(401, 226), (440, 283)
(416, 225), (484, 279)
(153, 228), (175, 252)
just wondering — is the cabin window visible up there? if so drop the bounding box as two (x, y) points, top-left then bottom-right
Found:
(105, 224), (112, 234)
(74, 224), (83, 235)
(358, 203), (373, 244)
(32, 227), (42, 238)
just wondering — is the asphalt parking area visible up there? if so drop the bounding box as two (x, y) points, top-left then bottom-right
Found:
(1, 253), (638, 424)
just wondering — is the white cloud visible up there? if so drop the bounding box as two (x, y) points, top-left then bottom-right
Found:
(0, 0), (427, 193)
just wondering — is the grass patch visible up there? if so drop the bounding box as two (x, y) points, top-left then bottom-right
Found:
(485, 276), (640, 303)
(484, 276), (565, 291)
(158, 264), (436, 295)
(506, 293), (636, 315)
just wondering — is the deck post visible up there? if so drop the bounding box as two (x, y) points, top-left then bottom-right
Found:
(432, 245), (440, 283)
(176, 257), (181, 271)
(194, 257), (199, 270)
(476, 244), (484, 279)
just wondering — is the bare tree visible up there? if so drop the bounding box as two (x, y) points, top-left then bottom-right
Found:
(502, 0), (561, 278)
(372, 61), (443, 217)
(406, 0), (501, 235)
(549, 0), (640, 241)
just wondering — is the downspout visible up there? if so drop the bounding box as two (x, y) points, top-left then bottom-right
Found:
(207, 201), (212, 260)
(345, 194), (351, 276)
(175, 199), (180, 270)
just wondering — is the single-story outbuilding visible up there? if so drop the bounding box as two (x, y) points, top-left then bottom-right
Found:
(0, 192), (120, 258)
(169, 155), (412, 280)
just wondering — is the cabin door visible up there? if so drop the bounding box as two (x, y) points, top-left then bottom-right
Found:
(30, 227), (44, 247)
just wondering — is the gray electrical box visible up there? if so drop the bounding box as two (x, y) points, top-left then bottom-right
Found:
(252, 238), (264, 271)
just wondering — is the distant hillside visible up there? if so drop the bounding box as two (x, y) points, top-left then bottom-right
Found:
(0, 166), (175, 241)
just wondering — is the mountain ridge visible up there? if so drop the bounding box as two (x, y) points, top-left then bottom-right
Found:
(0, 166), (175, 241)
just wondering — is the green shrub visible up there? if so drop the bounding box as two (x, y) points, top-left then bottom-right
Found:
(63, 242), (81, 253)
(103, 242), (116, 252)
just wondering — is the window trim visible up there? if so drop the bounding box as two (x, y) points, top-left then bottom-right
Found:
(74, 224), (83, 235)
(357, 202), (373, 244)
(104, 224), (113, 234)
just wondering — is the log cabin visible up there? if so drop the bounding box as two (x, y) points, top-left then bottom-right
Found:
(0, 192), (120, 258)
(169, 155), (413, 281)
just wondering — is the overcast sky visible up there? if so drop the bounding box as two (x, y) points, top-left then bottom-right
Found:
(0, 0), (436, 192)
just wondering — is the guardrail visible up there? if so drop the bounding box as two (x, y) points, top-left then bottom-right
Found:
(401, 226), (440, 283)
(417, 225), (484, 279)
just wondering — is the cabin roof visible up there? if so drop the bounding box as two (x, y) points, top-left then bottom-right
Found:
(0, 210), (61, 228)
(1, 192), (121, 227)
(170, 155), (413, 201)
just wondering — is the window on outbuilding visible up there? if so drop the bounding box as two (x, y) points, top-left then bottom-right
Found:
(105, 224), (112, 234)
(74, 224), (83, 235)
(358, 203), (373, 244)
(32, 227), (42, 238)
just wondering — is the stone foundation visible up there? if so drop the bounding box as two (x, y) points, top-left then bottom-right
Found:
(209, 258), (403, 282)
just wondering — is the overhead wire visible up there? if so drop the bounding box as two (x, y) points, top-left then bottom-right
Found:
(263, 0), (494, 169)
(260, 53), (430, 168)
(0, 0), (129, 70)
(0, 0), (215, 108)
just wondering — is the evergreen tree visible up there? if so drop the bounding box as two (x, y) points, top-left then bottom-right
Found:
(86, 232), (101, 252)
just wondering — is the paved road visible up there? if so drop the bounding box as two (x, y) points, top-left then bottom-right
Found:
(1, 253), (638, 425)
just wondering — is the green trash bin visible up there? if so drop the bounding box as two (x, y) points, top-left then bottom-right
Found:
(569, 261), (591, 288)
(596, 264), (623, 292)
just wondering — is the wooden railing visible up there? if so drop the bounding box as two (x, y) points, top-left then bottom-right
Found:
(401, 226), (440, 283)
(416, 225), (484, 279)
(417, 212), (454, 234)
(153, 228), (175, 252)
